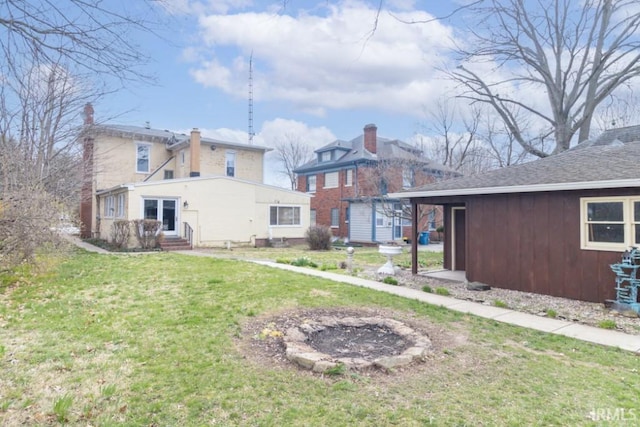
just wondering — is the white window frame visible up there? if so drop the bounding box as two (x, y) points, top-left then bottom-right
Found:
(116, 194), (125, 218)
(269, 206), (302, 227)
(580, 196), (640, 251)
(320, 151), (332, 162)
(402, 168), (415, 189)
(344, 169), (353, 187)
(324, 171), (339, 189)
(136, 142), (151, 174)
(307, 175), (317, 193)
(104, 195), (115, 218)
(310, 209), (317, 226)
(226, 150), (236, 177)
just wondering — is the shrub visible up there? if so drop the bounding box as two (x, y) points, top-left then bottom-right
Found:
(305, 226), (332, 250)
(382, 276), (398, 285)
(290, 257), (318, 268)
(493, 300), (508, 308)
(545, 309), (557, 318)
(132, 219), (162, 249)
(422, 285), (433, 293)
(598, 319), (617, 330)
(435, 287), (450, 296)
(110, 220), (131, 248)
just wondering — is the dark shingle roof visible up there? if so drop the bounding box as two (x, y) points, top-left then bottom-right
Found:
(294, 132), (456, 175)
(392, 128), (640, 198)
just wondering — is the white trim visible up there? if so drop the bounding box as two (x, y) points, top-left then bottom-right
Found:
(269, 205), (303, 227)
(96, 176), (312, 198)
(135, 142), (152, 174)
(580, 196), (640, 252)
(389, 178), (640, 199)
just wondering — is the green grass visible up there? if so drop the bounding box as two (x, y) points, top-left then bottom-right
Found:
(0, 250), (639, 425)
(217, 244), (444, 271)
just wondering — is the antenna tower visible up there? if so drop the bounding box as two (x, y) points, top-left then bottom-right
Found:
(248, 52), (255, 144)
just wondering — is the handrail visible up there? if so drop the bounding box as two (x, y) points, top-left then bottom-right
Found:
(183, 222), (193, 248)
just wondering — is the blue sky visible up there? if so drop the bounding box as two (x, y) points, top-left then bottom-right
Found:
(99, 1), (468, 155)
(91, 0), (640, 186)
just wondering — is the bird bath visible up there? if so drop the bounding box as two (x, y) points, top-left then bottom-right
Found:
(377, 244), (403, 276)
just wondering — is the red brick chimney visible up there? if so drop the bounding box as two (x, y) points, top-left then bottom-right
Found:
(80, 103), (95, 238)
(83, 103), (94, 125)
(364, 123), (377, 153)
(190, 128), (201, 177)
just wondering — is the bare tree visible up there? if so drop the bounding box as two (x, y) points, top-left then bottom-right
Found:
(0, 1), (162, 269)
(0, 0), (159, 84)
(273, 134), (315, 190)
(450, 0), (640, 157)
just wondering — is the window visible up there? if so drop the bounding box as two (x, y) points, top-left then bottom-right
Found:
(136, 143), (150, 173)
(428, 209), (436, 230)
(320, 151), (332, 162)
(345, 207), (349, 223)
(581, 197), (640, 250)
(379, 179), (388, 195)
(116, 194), (125, 218)
(324, 171), (339, 188)
(310, 209), (316, 226)
(307, 175), (317, 192)
(344, 169), (353, 186)
(164, 170), (174, 180)
(270, 206), (301, 226)
(104, 195), (115, 217)
(330, 208), (339, 227)
(402, 168), (415, 189)
(181, 151), (185, 165)
(226, 151), (236, 177)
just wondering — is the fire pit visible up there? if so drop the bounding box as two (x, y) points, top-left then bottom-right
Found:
(283, 315), (432, 373)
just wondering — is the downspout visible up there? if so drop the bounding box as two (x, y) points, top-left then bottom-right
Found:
(411, 200), (418, 275)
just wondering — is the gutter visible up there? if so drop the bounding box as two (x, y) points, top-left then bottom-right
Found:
(389, 178), (640, 199)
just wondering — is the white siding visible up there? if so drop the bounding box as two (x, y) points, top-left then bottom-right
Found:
(350, 203), (371, 242)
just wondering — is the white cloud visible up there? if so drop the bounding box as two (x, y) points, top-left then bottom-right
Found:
(187, 2), (459, 118)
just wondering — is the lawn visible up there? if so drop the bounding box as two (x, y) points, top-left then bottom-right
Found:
(0, 249), (638, 426)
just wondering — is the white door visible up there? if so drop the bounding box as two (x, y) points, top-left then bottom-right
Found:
(143, 198), (178, 236)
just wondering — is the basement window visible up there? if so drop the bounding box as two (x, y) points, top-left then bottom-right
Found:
(581, 196), (640, 251)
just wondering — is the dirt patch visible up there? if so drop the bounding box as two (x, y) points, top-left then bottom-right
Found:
(307, 324), (408, 359)
(236, 306), (468, 379)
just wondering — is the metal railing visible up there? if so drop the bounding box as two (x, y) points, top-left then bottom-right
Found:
(183, 222), (193, 249)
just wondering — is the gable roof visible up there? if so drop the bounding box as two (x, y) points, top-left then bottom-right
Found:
(90, 124), (271, 153)
(391, 126), (640, 198)
(294, 132), (456, 175)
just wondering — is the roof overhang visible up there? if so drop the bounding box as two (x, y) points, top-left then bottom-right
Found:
(389, 178), (640, 199)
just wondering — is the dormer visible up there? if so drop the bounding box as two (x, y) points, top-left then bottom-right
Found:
(316, 143), (351, 163)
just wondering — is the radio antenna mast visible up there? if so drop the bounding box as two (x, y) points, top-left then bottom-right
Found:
(248, 51), (255, 144)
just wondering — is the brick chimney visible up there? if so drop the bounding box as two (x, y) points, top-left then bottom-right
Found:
(83, 103), (94, 125)
(190, 128), (201, 177)
(80, 103), (95, 238)
(364, 123), (377, 153)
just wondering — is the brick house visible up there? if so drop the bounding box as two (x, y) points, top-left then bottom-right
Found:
(293, 124), (457, 244)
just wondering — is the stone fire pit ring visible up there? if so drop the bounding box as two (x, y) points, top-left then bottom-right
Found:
(283, 316), (432, 373)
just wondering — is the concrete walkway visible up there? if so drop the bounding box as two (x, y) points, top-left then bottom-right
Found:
(65, 238), (640, 353)
(245, 260), (640, 353)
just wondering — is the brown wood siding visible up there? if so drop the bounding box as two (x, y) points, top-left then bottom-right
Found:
(423, 188), (640, 303)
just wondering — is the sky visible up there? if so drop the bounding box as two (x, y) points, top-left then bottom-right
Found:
(92, 0), (476, 186)
(94, 0), (640, 187)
